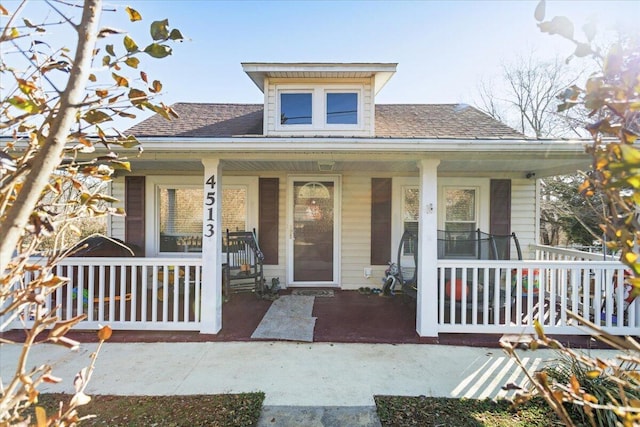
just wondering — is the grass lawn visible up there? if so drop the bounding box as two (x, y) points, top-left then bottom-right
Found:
(29, 393), (264, 427)
(375, 396), (562, 427)
(25, 393), (562, 426)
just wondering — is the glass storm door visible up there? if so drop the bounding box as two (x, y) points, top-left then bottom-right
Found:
(288, 177), (340, 285)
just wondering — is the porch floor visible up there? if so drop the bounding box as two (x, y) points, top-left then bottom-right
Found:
(2, 290), (609, 348)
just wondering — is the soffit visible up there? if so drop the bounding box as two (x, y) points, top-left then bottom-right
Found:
(125, 153), (590, 179)
(241, 62), (397, 94)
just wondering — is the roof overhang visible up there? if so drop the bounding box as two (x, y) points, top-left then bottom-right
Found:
(1, 136), (591, 178)
(241, 62), (398, 94)
(126, 137), (591, 178)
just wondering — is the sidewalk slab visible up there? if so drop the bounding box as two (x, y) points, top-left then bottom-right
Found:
(0, 341), (619, 406)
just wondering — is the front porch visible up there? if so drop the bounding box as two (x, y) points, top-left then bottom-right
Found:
(6, 246), (639, 339)
(2, 290), (611, 348)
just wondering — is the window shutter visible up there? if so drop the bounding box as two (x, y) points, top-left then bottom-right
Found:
(259, 178), (279, 265)
(371, 178), (392, 265)
(489, 179), (511, 259)
(490, 179), (511, 257)
(125, 176), (145, 256)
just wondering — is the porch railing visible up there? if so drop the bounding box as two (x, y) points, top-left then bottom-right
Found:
(532, 244), (617, 262)
(437, 259), (639, 336)
(9, 258), (203, 331)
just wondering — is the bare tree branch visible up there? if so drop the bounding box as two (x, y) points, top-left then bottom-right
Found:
(0, 0), (103, 274)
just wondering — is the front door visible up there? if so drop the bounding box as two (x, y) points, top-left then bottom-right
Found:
(287, 176), (340, 286)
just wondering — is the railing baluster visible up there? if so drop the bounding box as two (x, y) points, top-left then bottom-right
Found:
(162, 266), (169, 322)
(173, 263), (180, 322)
(64, 265), (73, 320)
(195, 265), (201, 322)
(141, 265), (148, 323)
(184, 266), (191, 323)
(76, 266), (84, 317)
(120, 264), (126, 321)
(130, 265), (137, 322)
(108, 265), (116, 321)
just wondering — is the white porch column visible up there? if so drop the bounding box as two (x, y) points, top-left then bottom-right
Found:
(417, 158), (440, 337)
(200, 158), (222, 334)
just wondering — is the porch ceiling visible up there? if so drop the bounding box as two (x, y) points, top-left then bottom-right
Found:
(127, 154), (590, 178)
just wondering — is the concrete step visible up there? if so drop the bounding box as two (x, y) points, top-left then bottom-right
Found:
(258, 406), (382, 427)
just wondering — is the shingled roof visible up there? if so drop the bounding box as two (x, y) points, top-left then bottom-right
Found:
(126, 102), (524, 139)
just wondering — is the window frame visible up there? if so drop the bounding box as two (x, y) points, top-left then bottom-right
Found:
(442, 186), (479, 232)
(325, 90), (359, 126)
(145, 176), (259, 257)
(438, 178), (490, 234)
(275, 84), (363, 132)
(156, 183), (204, 255)
(441, 186), (479, 258)
(278, 90), (314, 128)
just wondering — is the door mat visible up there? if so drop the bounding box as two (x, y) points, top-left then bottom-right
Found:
(291, 289), (335, 297)
(251, 295), (316, 342)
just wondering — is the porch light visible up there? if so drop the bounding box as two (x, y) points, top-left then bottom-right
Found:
(317, 160), (335, 172)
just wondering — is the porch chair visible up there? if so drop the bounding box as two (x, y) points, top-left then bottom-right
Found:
(223, 229), (265, 298)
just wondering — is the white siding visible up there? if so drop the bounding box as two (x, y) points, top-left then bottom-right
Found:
(113, 171), (537, 286)
(511, 179), (537, 260)
(266, 81), (276, 133)
(264, 79), (375, 137)
(109, 179), (126, 241)
(340, 173), (383, 289)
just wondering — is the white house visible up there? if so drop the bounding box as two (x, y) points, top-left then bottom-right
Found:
(15, 63), (639, 338)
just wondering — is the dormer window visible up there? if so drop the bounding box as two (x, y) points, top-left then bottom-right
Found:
(326, 92), (358, 124)
(280, 93), (312, 125)
(277, 85), (361, 131)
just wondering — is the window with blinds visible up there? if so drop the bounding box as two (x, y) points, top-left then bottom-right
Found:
(403, 187), (419, 255)
(443, 187), (477, 256)
(222, 187), (247, 232)
(157, 186), (249, 253)
(159, 187), (203, 253)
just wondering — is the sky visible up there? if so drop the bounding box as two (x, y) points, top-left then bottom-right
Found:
(2, 0), (639, 132)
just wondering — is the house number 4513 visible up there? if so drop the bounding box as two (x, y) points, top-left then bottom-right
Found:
(204, 175), (216, 237)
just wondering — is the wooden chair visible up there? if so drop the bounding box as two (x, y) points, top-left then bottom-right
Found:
(223, 229), (264, 298)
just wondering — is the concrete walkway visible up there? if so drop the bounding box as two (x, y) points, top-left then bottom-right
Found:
(0, 341), (618, 426)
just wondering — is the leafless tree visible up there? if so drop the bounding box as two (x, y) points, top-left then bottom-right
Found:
(476, 52), (586, 138)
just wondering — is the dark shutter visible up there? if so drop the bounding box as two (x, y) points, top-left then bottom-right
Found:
(490, 179), (511, 257)
(259, 178), (279, 265)
(371, 178), (392, 265)
(489, 179), (511, 259)
(125, 176), (145, 256)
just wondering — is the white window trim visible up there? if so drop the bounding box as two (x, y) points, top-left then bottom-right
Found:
(286, 174), (342, 287)
(145, 175), (258, 257)
(221, 176), (259, 233)
(437, 178), (490, 232)
(324, 89), (361, 128)
(277, 89), (314, 129)
(392, 177), (418, 262)
(391, 177), (491, 260)
(275, 84), (363, 132)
